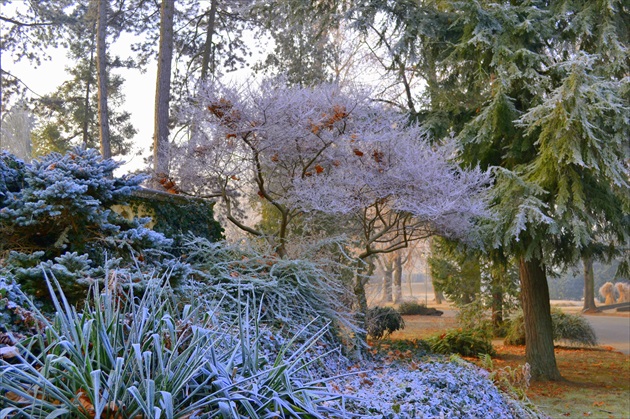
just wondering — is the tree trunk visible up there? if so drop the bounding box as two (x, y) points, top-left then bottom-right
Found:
(434, 288), (444, 304)
(519, 256), (562, 381)
(200, 0), (218, 81)
(354, 257), (375, 356)
(83, 30), (96, 148)
(153, 0), (175, 179)
(393, 253), (403, 303)
(582, 255), (598, 313)
(491, 271), (504, 335)
(187, 0), (218, 154)
(96, 0), (111, 159)
(382, 267), (393, 303)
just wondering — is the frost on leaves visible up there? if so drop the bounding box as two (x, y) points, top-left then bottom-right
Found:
(175, 82), (491, 256)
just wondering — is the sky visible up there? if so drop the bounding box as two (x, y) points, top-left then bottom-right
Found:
(2, 26), (261, 174)
(2, 32), (158, 172)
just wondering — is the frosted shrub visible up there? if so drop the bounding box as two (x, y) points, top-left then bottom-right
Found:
(0, 152), (24, 204)
(0, 269), (543, 418)
(175, 81), (490, 264)
(0, 272), (344, 418)
(0, 148), (177, 305)
(179, 237), (359, 346)
(328, 358), (543, 418)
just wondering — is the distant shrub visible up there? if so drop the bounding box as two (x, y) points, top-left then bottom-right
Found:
(551, 310), (598, 346)
(366, 306), (405, 340)
(428, 328), (496, 357)
(398, 301), (443, 316)
(504, 309), (598, 347)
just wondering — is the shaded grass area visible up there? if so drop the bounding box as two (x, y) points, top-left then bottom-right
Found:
(382, 313), (630, 418)
(488, 345), (630, 418)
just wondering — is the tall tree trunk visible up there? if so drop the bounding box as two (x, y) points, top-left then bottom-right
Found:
(354, 257), (375, 356)
(200, 0), (218, 82)
(96, 0), (110, 159)
(382, 265), (393, 303)
(393, 253), (403, 303)
(154, 0), (175, 179)
(582, 255), (598, 313)
(490, 271), (504, 335)
(187, 0), (218, 154)
(434, 288), (444, 304)
(519, 256), (562, 381)
(83, 30), (96, 148)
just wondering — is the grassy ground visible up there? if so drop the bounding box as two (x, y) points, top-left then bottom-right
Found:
(382, 312), (630, 418)
(494, 345), (630, 418)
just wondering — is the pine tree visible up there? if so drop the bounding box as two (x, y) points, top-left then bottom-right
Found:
(351, 0), (629, 380)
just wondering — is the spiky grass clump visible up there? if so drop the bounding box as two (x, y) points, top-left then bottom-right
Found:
(179, 237), (358, 343)
(366, 306), (405, 340)
(0, 271), (344, 418)
(504, 309), (598, 347)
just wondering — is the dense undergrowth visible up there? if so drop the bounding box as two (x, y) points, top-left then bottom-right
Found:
(1, 149), (545, 418)
(0, 271), (545, 418)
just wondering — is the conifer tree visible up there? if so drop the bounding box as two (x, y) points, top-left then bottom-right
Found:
(352, 0), (629, 380)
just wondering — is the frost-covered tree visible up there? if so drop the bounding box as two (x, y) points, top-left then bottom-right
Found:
(0, 148), (173, 303)
(3, 0), (137, 157)
(0, 102), (33, 160)
(0, 0), (75, 126)
(174, 82), (490, 317)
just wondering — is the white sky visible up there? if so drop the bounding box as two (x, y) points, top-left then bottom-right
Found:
(2, 32), (157, 172)
(2, 28), (259, 173)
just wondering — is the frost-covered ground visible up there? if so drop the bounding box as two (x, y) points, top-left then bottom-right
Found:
(322, 358), (543, 419)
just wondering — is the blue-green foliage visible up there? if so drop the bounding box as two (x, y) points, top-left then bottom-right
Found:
(0, 148), (176, 308)
(0, 152), (25, 205)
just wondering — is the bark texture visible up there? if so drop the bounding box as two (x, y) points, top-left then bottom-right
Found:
(96, 0), (111, 159)
(582, 255), (598, 312)
(519, 256), (562, 381)
(200, 0), (218, 81)
(153, 0), (175, 178)
(393, 254), (403, 303)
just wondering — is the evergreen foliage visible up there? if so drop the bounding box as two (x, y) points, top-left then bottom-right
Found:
(128, 192), (223, 253)
(366, 306), (405, 340)
(427, 328), (496, 358)
(429, 237), (519, 334)
(351, 0), (629, 380)
(0, 148), (175, 304)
